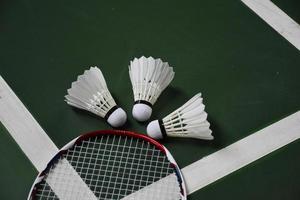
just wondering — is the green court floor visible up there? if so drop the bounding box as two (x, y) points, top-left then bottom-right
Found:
(0, 0), (300, 199)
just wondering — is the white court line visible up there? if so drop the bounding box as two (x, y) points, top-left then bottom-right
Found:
(183, 111), (300, 194)
(0, 77), (58, 172)
(242, 0), (300, 50)
(0, 76), (97, 200)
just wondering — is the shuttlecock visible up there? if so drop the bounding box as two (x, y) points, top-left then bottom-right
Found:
(129, 56), (175, 122)
(65, 67), (127, 127)
(147, 93), (213, 140)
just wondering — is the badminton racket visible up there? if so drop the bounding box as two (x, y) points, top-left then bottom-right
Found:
(29, 130), (186, 200)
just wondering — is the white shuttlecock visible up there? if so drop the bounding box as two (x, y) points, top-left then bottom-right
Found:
(65, 67), (127, 127)
(147, 93), (213, 140)
(129, 56), (175, 122)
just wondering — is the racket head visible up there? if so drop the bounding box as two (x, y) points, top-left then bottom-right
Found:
(28, 130), (187, 200)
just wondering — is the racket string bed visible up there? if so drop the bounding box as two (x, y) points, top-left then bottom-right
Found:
(31, 134), (184, 200)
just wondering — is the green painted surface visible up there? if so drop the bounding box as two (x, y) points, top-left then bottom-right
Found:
(0, 0), (299, 199)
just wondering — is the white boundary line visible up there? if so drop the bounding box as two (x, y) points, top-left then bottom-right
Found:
(242, 0), (300, 50)
(0, 76), (98, 200)
(0, 77), (58, 172)
(183, 111), (300, 194)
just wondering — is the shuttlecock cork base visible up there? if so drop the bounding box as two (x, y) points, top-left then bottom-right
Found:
(132, 100), (153, 122)
(104, 106), (127, 128)
(147, 119), (167, 139)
